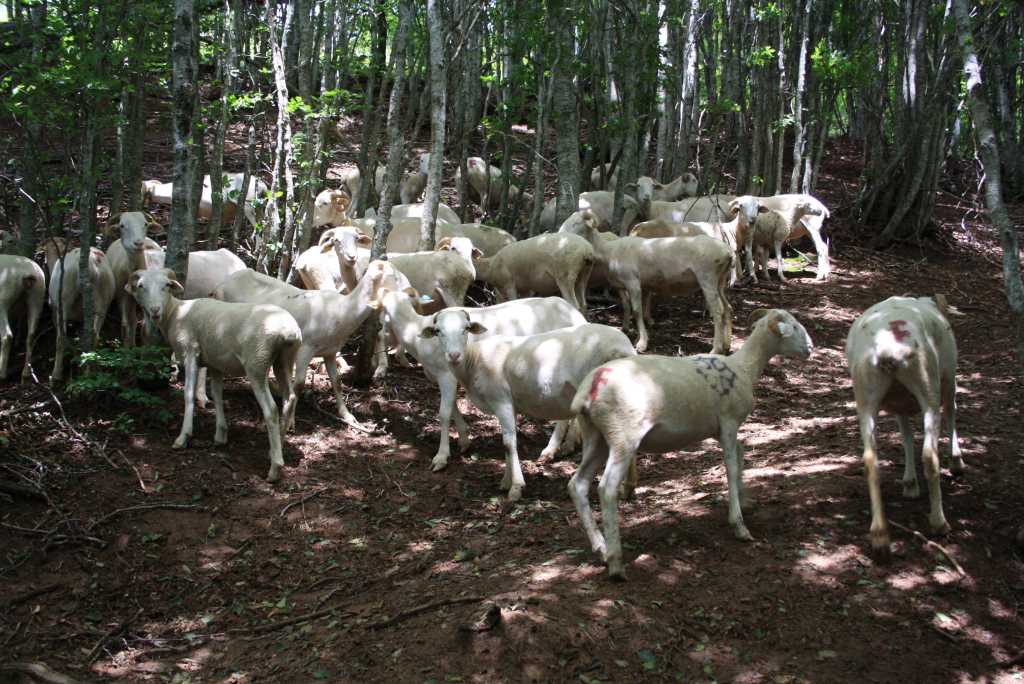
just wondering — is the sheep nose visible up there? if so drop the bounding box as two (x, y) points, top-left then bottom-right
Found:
(448, 351), (461, 364)
(148, 308), (161, 320)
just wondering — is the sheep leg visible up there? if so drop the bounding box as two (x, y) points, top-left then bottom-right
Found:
(943, 379), (965, 474)
(857, 402), (890, 553)
(743, 223), (757, 283)
(897, 415), (920, 499)
(495, 403), (525, 502)
(273, 347), (299, 438)
(372, 326), (390, 380)
(720, 423), (753, 541)
(804, 221), (830, 280)
(21, 292), (43, 384)
(774, 239), (788, 284)
(539, 420), (571, 461)
(556, 276), (583, 314)
(0, 312), (11, 379)
(209, 370), (228, 445)
(121, 294), (137, 348)
(432, 373), (461, 471)
(250, 373), (285, 483)
(628, 285), (649, 353)
(567, 420), (610, 559)
(324, 351), (364, 430)
(576, 261), (593, 316)
(921, 405), (950, 536)
(173, 354), (199, 449)
(642, 292), (654, 327)
(619, 290), (633, 333)
(51, 310), (66, 382)
(599, 446), (638, 580)
(195, 367), (209, 410)
(735, 442), (751, 510)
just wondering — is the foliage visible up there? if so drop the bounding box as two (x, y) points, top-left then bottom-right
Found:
(66, 344), (176, 428)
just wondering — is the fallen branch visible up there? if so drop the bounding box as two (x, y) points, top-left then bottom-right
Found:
(0, 480), (47, 501)
(890, 521), (966, 576)
(311, 403), (378, 434)
(0, 662), (81, 684)
(280, 489), (325, 518)
(0, 584), (60, 610)
(230, 605), (352, 636)
(87, 503), (206, 533)
(367, 595), (485, 630)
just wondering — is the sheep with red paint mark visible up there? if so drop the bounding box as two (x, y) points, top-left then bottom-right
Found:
(845, 294), (964, 556)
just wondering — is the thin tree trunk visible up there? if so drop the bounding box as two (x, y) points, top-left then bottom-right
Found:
(167, 0), (198, 282)
(550, 0), (580, 226)
(789, 0), (811, 192)
(420, 0), (445, 251)
(230, 123), (256, 252)
(207, 5), (230, 244)
(77, 107), (100, 354)
(951, 0), (1024, 370)
(272, 0), (299, 280)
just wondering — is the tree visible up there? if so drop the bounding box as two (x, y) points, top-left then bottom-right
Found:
(167, 0), (199, 282)
(419, 0), (446, 251)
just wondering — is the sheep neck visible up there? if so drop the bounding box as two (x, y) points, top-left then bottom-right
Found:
(126, 240), (150, 271)
(333, 247), (360, 293)
(729, 324), (781, 385)
(382, 294), (427, 351)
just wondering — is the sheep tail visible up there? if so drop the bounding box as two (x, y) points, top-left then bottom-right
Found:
(876, 345), (916, 373)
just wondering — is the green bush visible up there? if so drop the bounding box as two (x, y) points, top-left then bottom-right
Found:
(66, 344), (176, 428)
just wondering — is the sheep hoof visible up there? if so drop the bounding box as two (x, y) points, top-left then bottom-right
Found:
(266, 466), (281, 483)
(733, 525), (754, 542)
(930, 519), (952, 537)
(950, 457), (966, 476)
(901, 481), (921, 499)
(372, 366), (388, 381)
(431, 455), (449, 472)
(214, 433), (228, 446)
(870, 529), (892, 560)
(538, 447), (557, 462)
(618, 484), (635, 502)
(634, 341), (648, 353)
(172, 435), (190, 449)
(606, 559), (626, 581)
(507, 485), (524, 503)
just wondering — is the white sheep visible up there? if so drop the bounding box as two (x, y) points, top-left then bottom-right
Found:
(127, 268), (301, 482)
(388, 237), (480, 312)
(625, 173), (700, 205)
(0, 255), (46, 383)
(646, 195), (735, 225)
(44, 238), (116, 382)
(385, 202), (461, 225)
(336, 165), (384, 215)
(539, 191), (641, 234)
(473, 232), (595, 314)
(568, 210), (734, 354)
(213, 260), (400, 429)
(455, 157), (531, 213)
(749, 193), (831, 282)
(444, 223), (516, 258)
(142, 173), (267, 229)
(421, 315), (636, 500)
(589, 162), (616, 191)
(845, 295), (964, 555)
(568, 308), (814, 579)
(105, 211), (165, 347)
(372, 289), (587, 470)
(313, 188), (352, 228)
(399, 153), (431, 205)
(349, 217), (514, 256)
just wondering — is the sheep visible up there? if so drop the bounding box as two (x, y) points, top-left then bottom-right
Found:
(313, 188), (352, 228)
(570, 210), (734, 354)
(43, 238), (117, 382)
(421, 314), (636, 500)
(141, 173), (267, 228)
(0, 255), (46, 383)
(127, 268), (301, 482)
(568, 308), (814, 579)
(388, 237), (480, 312)
(845, 295), (964, 555)
(589, 162), (616, 191)
(399, 152), (431, 204)
(336, 165), (384, 215)
(386, 202), (461, 226)
(348, 217), (514, 256)
(213, 260), (400, 430)
(455, 157), (531, 213)
(444, 223), (516, 258)
(748, 193), (831, 282)
(539, 191), (641, 234)
(298, 225), (373, 292)
(646, 195), (736, 224)
(104, 211), (165, 347)
(371, 289), (588, 471)
(473, 232), (595, 314)
(625, 173), (700, 205)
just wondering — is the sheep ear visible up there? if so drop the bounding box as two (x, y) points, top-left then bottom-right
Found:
(472, 247), (484, 260)
(356, 232), (372, 245)
(369, 287), (391, 310)
(748, 308), (771, 327)
(318, 229), (336, 247)
(772, 320), (792, 337)
(320, 241), (335, 254)
(169, 280), (185, 295)
(420, 326), (439, 339)
(466, 322), (487, 335)
(146, 221), (164, 235)
(435, 236), (453, 251)
(625, 182), (638, 191)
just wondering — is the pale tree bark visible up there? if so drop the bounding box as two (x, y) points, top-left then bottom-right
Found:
(167, 0), (198, 282)
(207, 4), (231, 244)
(230, 123), (256, 252)
(419, 0), (445, 251)
(951, 0), (1024, 370)
(267, 0), (299, 279)
(549, 0), (580, 225)
(770, 8), (786, 195)
(354, 0), (413, 386)
(354, 1), (387, 216)
(611, 0), (640, 234)
(789, 0), (811, 192)
(674, 0), (700, 179)
(529, 70), (552, 236)
(76, 107), (100, 353)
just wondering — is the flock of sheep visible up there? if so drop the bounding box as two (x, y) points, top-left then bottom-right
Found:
(0, 155), (964, 579)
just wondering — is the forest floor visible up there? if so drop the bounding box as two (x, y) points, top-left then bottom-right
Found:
(3, 120), (1024, 683)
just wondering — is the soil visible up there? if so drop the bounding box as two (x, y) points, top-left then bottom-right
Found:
(3, 123), (1024, 683)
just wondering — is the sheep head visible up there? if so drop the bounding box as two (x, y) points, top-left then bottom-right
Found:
(420, 309), (487, 366)
(127, 268), (183, 323)
(748, 308), (813, 359)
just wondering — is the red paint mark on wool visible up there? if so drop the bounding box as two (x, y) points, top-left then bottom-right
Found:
(589, 367), (613, 401)
(889, 320), (911, 343)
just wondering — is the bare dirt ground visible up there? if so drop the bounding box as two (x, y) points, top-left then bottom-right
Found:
(3, 128), (1024, 683)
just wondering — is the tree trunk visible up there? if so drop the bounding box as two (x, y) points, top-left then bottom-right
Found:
(207, 4), (230, 245)
(951, 0), (1024, 370)
(789, 0), (811, 192)
(419, 0), (445, 251)
(167, 0), (198, 282)
(550, 0), (580, 226)
(77, 107), (100, 354)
